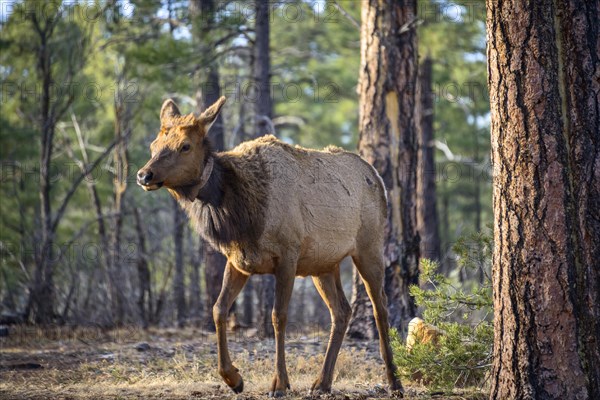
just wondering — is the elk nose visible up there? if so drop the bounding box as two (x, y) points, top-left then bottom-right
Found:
(137, 170), (153, 185)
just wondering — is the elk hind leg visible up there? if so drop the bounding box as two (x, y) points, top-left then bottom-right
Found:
(310, 266), (351, 394)
(269, 264), (295, 397)
(352, 252), (403, 395)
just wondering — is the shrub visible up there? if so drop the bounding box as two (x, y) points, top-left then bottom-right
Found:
(391, 231), (493, 390)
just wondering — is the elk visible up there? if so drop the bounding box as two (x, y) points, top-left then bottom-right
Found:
(137, 96), (403, 397)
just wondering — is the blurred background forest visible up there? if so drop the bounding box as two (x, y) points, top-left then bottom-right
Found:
(0, 0), (490, 331)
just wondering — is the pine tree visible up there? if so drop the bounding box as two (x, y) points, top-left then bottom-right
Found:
(487, 1), (600, 398)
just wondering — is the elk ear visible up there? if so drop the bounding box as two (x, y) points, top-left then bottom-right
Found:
(198, 96), (226, 133)
(160, 99), (181, 123)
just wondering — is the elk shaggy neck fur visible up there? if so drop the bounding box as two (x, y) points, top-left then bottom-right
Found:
(174, 137), (270, 250)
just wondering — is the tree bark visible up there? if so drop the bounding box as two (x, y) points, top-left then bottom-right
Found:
(173, 197), (187, 328)
(348, 0), (420, 337)
(347, 269), (376, 339)
(416, 57), (441, 265)
(487, 1), (600, 398)
(253, 0), (275, 338)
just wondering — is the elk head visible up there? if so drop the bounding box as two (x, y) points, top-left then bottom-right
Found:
(137, 96), (226, 201)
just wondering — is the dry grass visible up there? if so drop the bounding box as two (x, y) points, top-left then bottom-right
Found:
(0, 326), (487, 399)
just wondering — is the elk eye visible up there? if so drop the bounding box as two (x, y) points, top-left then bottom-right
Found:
(181, 144), (191, 152)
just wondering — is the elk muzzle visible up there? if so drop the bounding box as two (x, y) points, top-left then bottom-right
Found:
(137, 167), (163, 191)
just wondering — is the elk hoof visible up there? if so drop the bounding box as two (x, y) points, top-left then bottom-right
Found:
(389, 382), (404, 398)
(309, 377), (331, 395)
(269, 375), (290, 397)
(231, 377), (244, 394)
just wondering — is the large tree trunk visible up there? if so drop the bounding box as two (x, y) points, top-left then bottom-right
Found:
(173, 198), (187, 328)
(253, 0), (275, 338)
(487, 1), (600, 398)
(348, 0), (420, 337)
(416, 57), (441, 265)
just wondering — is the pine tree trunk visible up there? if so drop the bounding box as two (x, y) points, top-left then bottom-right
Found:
(204, 246), (226, 330)
(191, 0), (227, 331)
(173, 198), (187, 328)
(347, 269), (376, 339)
(198, 66), (226, 331)
(110, 78), (130, 326)
(241, 279), (253, 326)
(440, 185), (451, 275)
(487, 1), (600, 398)
(416, 57), (441, 265)
(254, 0), (275, 338)
(348, 0), (420, 337)
(257, 275), (275, 338)
(189, 235), (202, 326)
(134, 207), (151, 328)
(27, 14), (55, 325)
(253, 0), (273, 138)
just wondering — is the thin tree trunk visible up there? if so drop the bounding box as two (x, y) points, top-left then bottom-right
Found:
(191, 0), (227, 331)
(241, 279), (253, 326)
(133, 208), (151, 329)
(203, 246), (226, 330)
(26, 6), (93, 324)
(473, 125), (484, 283)
(69, 112), (112, 315)
(441, 183), (451, 275)
(173, 198), (187, 328)
(294, 278), (306, 326)
(109, 75), (131, 326)
(254, 0), (275, 338)
(348, 0), (420, 337)
(189, 233), (203, 326)
(253, 0), (273, 138)
(28, 15), (56, 324)
(487, 1), (600, 398)
(416, 57), (441, 265)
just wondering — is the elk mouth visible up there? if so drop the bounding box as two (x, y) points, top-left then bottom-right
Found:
(138, 181), (163, 191)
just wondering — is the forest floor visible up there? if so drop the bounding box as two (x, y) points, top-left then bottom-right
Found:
(0, 325), (487, 400)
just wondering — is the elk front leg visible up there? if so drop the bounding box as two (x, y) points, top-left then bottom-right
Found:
(213, 263), (248, 393)
(269, 264), (296, 397)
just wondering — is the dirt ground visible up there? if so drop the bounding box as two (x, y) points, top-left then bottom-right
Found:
(0, 325), (487, 399)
